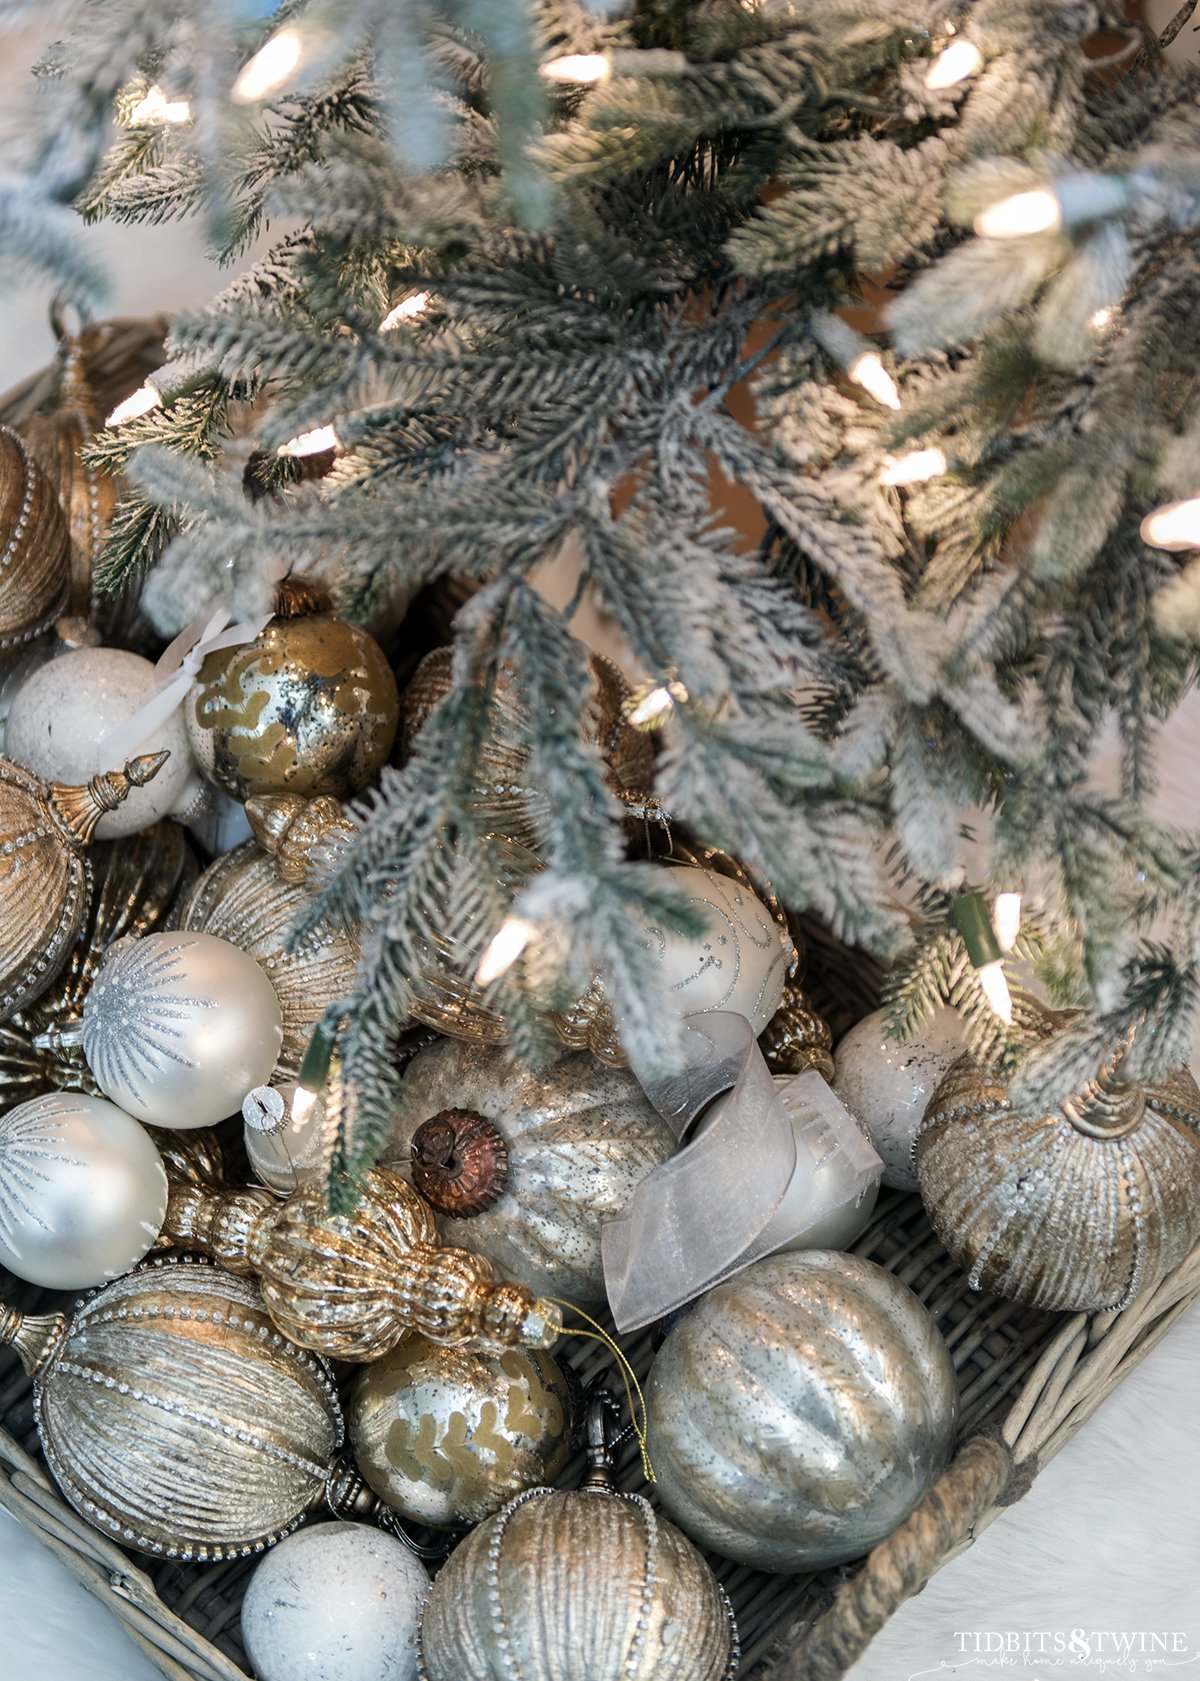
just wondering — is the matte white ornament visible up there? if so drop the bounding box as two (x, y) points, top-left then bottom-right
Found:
(700, 1073), (880, 1252)
(82, 931), (283, 1129)
(634, 866), (791, 1033)
(240, 1520), (427, 1681)
(5, 646), (204, 837)
(832, 1007), (964, 1190)
(0, 1091), (167, 1288)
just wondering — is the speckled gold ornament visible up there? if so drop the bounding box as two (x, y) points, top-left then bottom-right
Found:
(176, 793), (359, 1083)
(0, 425), (71, 649)
(185, 579), (399, 801)
(349, 1333), (574, 1527)
(0, 750), (168, 1024)
(917, 1026), (1200, 1312)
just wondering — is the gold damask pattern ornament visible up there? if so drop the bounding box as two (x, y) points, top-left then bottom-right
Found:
(0, 749), (168, 1024)
(185, 577), (399, 801)
(349, 1333), (574, 1527)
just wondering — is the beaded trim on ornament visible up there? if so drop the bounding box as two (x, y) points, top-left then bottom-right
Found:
(0, 429), (60, 648)
(0, 759), (90, 1017)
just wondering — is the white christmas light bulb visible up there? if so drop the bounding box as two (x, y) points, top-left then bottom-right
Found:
(925, 39), (983, 89)
(974, 189), (1063, 239)
(380, 292), (430, 330)
(1091, 307), (1113, 330)
(541, 53), (611, 83)
(881, 448), (948, 486)
(993, 892), (1022, 953)
(277, 424), (339, 458)
(129, 85), (192, 125)
(978, 961), (1013, 1025)
(476, 916), (537, 985)
(626, 676), (688, 728)
(105, 383), (162, 427)
(849, 353), (901, 410)
(1141, 498), (1200, 551)
(232, 28), (305, 102)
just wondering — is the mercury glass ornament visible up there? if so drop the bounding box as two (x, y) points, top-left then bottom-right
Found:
(0, 821), (189, 1112)
(0, 425), (71, 650)
(6, 646), (205, 837)
(243, 1082), (335, 1194)
(177, 793), (360, 1083)
(80, 930), (284, 1129)
(832, 1006), (965, 1190)
(0, 1091), (167, 1287)
(349, 1332), (574, 1528)
(645, 1250), (958, 1571)
(242, 1522), (428, 1681)
(159, 1167), (563, 1360)
(916, 1032), (1200, 1312)
(0, 1258), (382, 1559)
(185, 577), (399, 802)
(398, 646), (654, 851)
(385, 1039), (675, 1305)
(418, 1400), (736, 1681)
(0, 749), (168, 1023)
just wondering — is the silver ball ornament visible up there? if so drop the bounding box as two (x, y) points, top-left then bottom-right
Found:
(0, 1092), (167, 1287)
(832, 1007), (965, 1190)
(82, 931), (284, 1129)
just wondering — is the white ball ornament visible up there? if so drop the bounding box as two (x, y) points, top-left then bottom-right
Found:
(0, 1092), (167, 1288)
(635, 865), (791, 1033)
(5, 646), (204, 837)
(240, 1521), (427, 1681)
(82, 931), (284, 1129)
(832, 1007), (965, 1189)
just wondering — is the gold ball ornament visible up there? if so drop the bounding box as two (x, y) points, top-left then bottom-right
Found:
(0, 1259), (367, 1560)
(0, 749), (169, 1024)
(185, 578), (399, 801)
(0, 425), (71, 649)
(417, 1405), (737, 1681)
(916, 1030), (1200, 1312)
(349, 1333), (575, 1527)
(159, 1167), (563, 1361)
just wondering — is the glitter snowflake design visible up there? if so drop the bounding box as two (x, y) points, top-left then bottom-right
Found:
(82, 937), (215, 1111)
(0, 1097), (82, 1252)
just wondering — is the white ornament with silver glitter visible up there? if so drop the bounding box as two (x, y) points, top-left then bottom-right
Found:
(832, 1007), (965, 1190)
(240, 1520), (427, 1681)
(5, 646), (206, 836)
(0, 1091), (167, 1288)
(634, 865), (791, 1034)
(81, 931), (283, 1129)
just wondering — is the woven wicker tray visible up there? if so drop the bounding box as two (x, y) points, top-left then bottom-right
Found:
(1, 1185), (1197, 1681)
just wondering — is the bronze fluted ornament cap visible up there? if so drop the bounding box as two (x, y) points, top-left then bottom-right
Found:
(0, 750), (167, 1023)
(411, 1109), (510, 1216)
(917, 1023), (1200, 1312)
(159, 1166), (562, 1360)
(0, 1258), (394, 1560)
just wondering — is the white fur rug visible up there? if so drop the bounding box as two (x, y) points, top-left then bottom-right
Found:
(0, 1297), (1196, 1680)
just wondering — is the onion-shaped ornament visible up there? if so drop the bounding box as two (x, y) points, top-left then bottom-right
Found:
(398, 646), (654, 851)
(80, 930), (284, 1129)
(645, 1250), (958, 1571)
(384, 1038), (675, 1305)
(349, 1332), (575, 1527)
(0, 425), (70, 650)
(916, 1027), (1200, 1312)
(0, 1091), (167, 1288)
(158, 1168), (563, 1360)
(185, 577), (399, 801)
(0, 820), (189, 1113)
(418, 1398), (736, 1681)
(0, 1258), (387, 1560)
(177, 793), (360, 1083)
(6, 645), (206, 836)
(0, 749), (168, 1024)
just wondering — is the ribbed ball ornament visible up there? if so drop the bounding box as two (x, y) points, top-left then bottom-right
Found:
(916, 1047), (1200, 1312)
(0, 425), (71, 649)
(645, 1250), (958, 1571)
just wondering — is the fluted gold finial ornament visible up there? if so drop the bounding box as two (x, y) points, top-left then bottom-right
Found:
(159, 1167), (562, 1360)
(0, 750), (168, 1022)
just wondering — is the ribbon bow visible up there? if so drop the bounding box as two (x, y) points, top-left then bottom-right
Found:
(96, 606), (274, 765)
